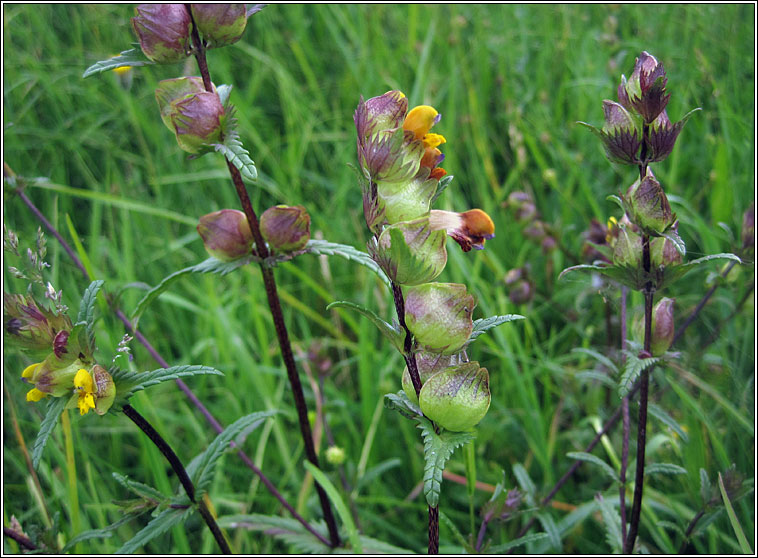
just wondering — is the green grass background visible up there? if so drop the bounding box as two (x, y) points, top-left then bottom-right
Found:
(3, 3), (754, 554)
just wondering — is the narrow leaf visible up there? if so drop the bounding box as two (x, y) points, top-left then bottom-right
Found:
(305, 239), (389, 285)
(487, 533), (550, 553)
(512, 463), (536, 506)
(191, 410), (278, 494)
(214, 137), (257, 182)
(304, 461), (363, 554)
(116, 365), (223, 402)
(618, 353), (660, 398)
(645, 463), (688, 476)
(116, 506), (192, 554)
(699, 468), (712, 506)
(218, 514), (330, 554)
(131, 257), (252, 323)
(63, 514), (137, 552)
(572, 347), (619, 374)
(32, 396), (68, 469)
(384, 391), (423, 420)
(537, 512), (561, 551)
(430, 174), (454, 205)
(566, 452), (619, 483)
(648, 403), (689, 442)
(575, 370), (616, 388)
(327, 300), (404, 352)
(418, 417), (475, 507)
(468, 314), (525, 342)
(661, 228), (686, 255)
(77, 279), (104, 349)
(83, 48), (155, 78)
(112, 472), (168, 503)
(595, 494), (623, 553)
(216, 84), (233, 108)
(718, 472), (752, 554)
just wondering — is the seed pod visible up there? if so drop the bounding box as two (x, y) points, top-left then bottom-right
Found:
(418, 362), (491, 431)
(259, 205), (311, 254)
(404, 283), (475, 354)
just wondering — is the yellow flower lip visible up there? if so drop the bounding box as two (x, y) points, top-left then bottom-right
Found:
(74, 368), (96, 415)
(403, 105), (440, 140)
(22, 362), (41, 380)
(26, 388), (48, 402)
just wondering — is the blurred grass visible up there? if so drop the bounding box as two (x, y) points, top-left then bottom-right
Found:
(3, 4), (754, 554)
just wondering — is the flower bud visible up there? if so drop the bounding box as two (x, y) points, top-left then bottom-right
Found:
(505, 191), (537, 223)
(190, 4), (247, 49)
(618, 51), (670, 123)
(599, 100), (642, 165)
(650, 233), (683, 267)
(373, 218), (447, 286)
(401, 351), (458, 406)
(622, 169), (676, 235)
(613, 225), (642, 268)
(405, 283), (476, 354)
(633, 298), (675, 356)
(418, 362), (491, 431)
(155, 77), (225, 154)
(259, 205), (311, 254)
(4, 293), (73, 358)
(92, 364), (116, 416)
(197, 209), (253, 261)
(325, 445), (346, 466)
(132, 5), (191, 63)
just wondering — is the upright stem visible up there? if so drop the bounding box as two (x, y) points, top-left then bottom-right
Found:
(390, 281), (438, 553)
(122, 404), (231, 554)
(624, 233), (654, 553)
(187, 15), (340, 546)
(428, 506), (439, 554)
(619, 286), (629, 542)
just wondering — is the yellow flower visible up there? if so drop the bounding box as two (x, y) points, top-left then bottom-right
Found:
(26, 388), (47, 402)
(22, 362), (41, 380)
(74, 368), (96, 415)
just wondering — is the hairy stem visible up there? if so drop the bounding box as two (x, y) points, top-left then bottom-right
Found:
(122, 404), (231, 554)
(187, 14), (340, 546)
(391, 282), (422, 396)
(3, 527), (36, 551)
(679, 509), (706, 553)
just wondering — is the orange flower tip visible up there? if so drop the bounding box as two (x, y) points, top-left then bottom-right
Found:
(429, 168), (447, 180)
(403, 105), (441, 140)
(429, 209), (495, 252)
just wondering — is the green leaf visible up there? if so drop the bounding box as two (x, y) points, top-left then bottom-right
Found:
(304, 461), (363, 554)
(32, 396), (68, 470)
(718, 472), (753, 554)
(700, 468), (712, 506)
(430, 174), (454, 205)
(487, 533), (550, 553)
(648, 403), (689, 442)
(77, 280), (104, 353)
(468, 314), (525, 343)
(575, 371), (616, 388)
(82, 47), (155, 78)
(327, 300), (404, 352)
(656, 520), (686, 538)
(384, 390), (423, 420)
(217, 84), (233, 109)
(113, 365), (224, 402)
(566, 452), (619, 483)
(213, 132), (257, 182)
(355, 458), (402, 492)
(190, 410), (278, 494)
(131, 257), (252, 324)
(305, 239), (389, 285)
(112, 473), (168, 504)
(512, 463), (537, 506)
(62, 514), (138, 552)
(572, 347), (619, 374)
(645, 463), (688, 476)
(661, 227), (686, 255)
(115, 506), (193, 554)
(350, 535), (414, 554)
(618, 352), (660, 398)
(537, 512), (562, 551)
(218, 514), (331, 554)
(595, 494), (623, 553)
(417, 416), (475, 507)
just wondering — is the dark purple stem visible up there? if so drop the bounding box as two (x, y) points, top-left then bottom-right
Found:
(619, 286), (629, 542)
(428, 506), (439, 554)
(122, 404), (231, 554)
(3, 527), (36, 551)
(186, 12), (340, 546)
(475, 511), (492, 553)
(391, 282), (422, 397)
